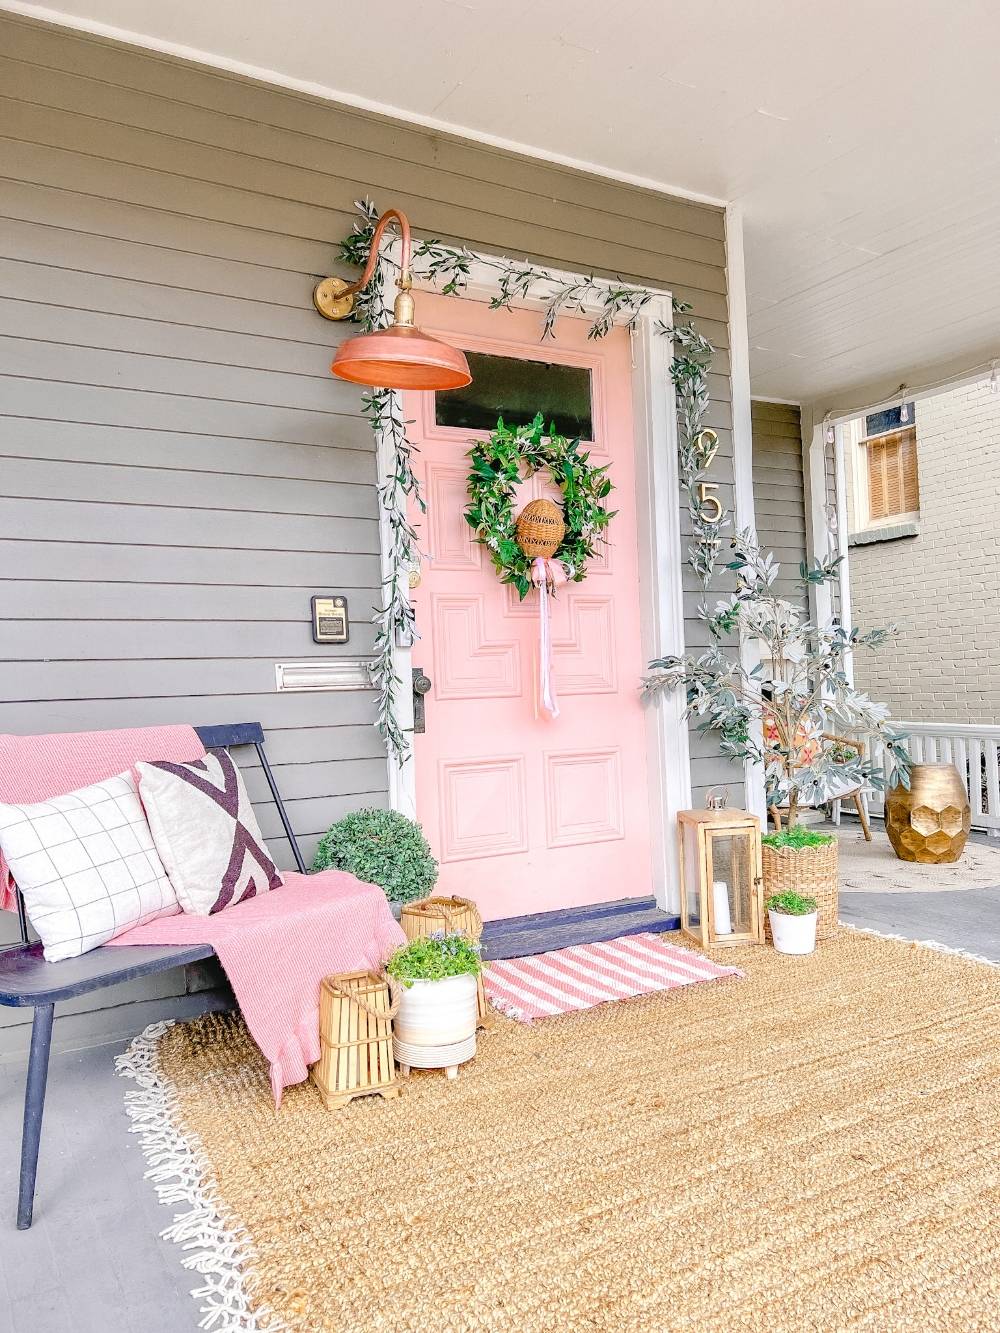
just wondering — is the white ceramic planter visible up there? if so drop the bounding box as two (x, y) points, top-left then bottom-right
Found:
(768, 908), (819, 955)
(393, 972), (478, 1079)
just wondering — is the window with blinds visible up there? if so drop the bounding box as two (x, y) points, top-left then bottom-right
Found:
(865, 427), (919, 520)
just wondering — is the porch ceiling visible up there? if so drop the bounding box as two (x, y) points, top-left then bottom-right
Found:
(10, 0), (1000, 410)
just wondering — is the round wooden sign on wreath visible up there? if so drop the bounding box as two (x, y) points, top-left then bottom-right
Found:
(464, 413), (615, 598)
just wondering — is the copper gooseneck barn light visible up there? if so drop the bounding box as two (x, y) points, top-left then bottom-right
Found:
(312, 208), (472, 392)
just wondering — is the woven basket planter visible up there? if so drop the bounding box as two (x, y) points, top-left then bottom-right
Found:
(762, 839), (839, 941)
(400, 895), (492, 1028)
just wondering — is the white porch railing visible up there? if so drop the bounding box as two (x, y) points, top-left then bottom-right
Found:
(868, 722), (1000, 835)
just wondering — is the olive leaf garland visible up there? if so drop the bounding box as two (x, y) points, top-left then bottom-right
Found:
(466, 413), (615, 599)
(338, 199), (724, 764)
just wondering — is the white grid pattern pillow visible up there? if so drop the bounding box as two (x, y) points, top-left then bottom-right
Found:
(0, 770), (179, 961)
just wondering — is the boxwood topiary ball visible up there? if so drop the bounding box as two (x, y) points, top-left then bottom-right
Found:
(312, 807), (438, 904)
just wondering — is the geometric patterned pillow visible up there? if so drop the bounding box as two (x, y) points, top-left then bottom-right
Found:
(136, 749), (283, 916)
(0, 770), (179, 961)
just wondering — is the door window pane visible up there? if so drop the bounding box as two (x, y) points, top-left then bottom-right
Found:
(435, 350), (593, 438)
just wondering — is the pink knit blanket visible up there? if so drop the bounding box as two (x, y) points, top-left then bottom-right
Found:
(109, 871), (406, 1104)
(0, 724), (405, 1104)
(0, 725), (205, 912)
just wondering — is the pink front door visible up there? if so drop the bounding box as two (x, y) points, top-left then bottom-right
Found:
(406, 293), (652, 921)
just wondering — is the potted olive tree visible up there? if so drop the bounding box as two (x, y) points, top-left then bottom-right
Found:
(765, 890), (820, 955)
(644, 531), (910, 935)
(386, 932), (482, 1079)
(313, 807), (438, 918)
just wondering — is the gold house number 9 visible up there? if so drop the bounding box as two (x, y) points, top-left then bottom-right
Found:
(694, 428), (723, 522)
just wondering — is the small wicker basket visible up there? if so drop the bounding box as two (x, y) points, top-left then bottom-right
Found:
(515, 498), (565, 559)
(311, 970), (400, 1110)
(761, 840), (839, 941)
(400, 895), (492, 1028)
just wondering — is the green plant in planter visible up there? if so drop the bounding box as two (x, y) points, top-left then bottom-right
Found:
(761, 826), (836, 851)
(765, 890), (819, 916)
(644, 529), (911, 824)
(386, 932), (482, 987)
(312, 807), (437, 904)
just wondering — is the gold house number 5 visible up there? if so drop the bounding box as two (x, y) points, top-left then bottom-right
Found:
(694, 428), (723, 522)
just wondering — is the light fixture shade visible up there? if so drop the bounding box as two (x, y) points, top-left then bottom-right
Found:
(331, 324), (472, 391)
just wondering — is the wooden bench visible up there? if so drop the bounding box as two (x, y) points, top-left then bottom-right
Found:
(0, 722), (308, 1230)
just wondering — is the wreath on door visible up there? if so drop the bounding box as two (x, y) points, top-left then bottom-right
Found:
(464, 413), (615, 598)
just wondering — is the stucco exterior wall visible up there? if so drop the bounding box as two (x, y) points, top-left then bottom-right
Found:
(846, 378), (1000, 724)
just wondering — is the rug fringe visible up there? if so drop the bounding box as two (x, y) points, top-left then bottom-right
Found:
(842, 922), (1000, 969)
(486, 995), (530, 1023)
(115, 1021), (284, 1333)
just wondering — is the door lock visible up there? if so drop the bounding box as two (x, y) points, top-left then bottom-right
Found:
(412, 667), (432, 734)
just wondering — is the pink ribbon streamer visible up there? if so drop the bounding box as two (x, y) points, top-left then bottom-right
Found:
(530, 557), (567, 719)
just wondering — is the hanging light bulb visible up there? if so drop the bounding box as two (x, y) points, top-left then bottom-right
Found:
(824, 415), (835, 445)
(900, 400), (910, 423)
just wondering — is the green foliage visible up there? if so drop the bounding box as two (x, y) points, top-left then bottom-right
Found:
(762, 826), (836, 850)
(765, 889), (820, 916)
(312, 807), (437, 904)
(386, 931), (482, 986)
(644, 529), (912, 816)
(465, 413), (615, 597)
(338, 199), (420, 764)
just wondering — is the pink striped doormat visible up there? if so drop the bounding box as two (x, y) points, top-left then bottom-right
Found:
(483, 933), (741, 1023)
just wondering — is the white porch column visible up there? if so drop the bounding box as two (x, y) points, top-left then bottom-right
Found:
(801, 403), (835, 628)
(726, 203), (767, 821)
(833, 425), (854, 681)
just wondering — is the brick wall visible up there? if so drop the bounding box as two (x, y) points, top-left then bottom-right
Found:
(847, 378), (1000, 723)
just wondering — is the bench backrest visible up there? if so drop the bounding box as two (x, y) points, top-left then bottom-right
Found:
(194, 723), (306, 875)
(10, 721), (306, 946)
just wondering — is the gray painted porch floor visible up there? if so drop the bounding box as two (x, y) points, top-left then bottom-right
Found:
(3, 880), (1000, 1331)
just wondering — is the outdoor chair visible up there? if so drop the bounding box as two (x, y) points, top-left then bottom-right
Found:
(768, 732), (873, 840)
(0, 722), (306, 1231)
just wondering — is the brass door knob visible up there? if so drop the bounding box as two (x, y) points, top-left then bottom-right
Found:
(412, 668), (432, 734)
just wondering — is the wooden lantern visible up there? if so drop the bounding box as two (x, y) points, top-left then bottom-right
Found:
(677, 808), (764, 949)
(515, 498), (565, 559)
(311, 971), (401, 1110)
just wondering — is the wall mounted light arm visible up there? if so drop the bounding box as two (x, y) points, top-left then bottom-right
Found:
(311, 206), (471, 391)
(312, 207), (414, 323)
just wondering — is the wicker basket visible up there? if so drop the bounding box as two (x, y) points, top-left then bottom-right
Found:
(311, 971), (400, 1110)
(400, 895), (492, 1028)
(761, 840), (839, 941)
(515, 499), (565, 559)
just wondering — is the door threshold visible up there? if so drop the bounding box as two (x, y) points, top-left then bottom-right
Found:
(481, 896), (680, 960)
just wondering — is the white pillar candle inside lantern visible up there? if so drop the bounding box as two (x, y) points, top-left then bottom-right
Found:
(712, 880), (732, 935)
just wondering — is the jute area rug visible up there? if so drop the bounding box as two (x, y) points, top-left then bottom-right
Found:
(837, 827), (1000, 892)
(120, 931), (1000, 1332)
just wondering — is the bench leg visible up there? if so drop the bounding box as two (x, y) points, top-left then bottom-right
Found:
(17, 1003), (54, 1230)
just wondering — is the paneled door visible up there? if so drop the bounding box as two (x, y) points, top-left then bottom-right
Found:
(406, 292), (652, 921)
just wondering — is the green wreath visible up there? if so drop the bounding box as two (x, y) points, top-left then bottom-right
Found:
(465, 413), (615, 599)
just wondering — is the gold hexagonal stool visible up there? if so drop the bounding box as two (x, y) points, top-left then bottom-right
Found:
(886, 763), (971, 863)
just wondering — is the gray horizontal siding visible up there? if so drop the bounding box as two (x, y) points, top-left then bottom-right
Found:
(0, 12), (730, 1044)
(751, 400), (807, 607)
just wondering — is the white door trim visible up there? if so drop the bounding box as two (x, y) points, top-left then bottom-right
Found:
(378, 247), (692, 912)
